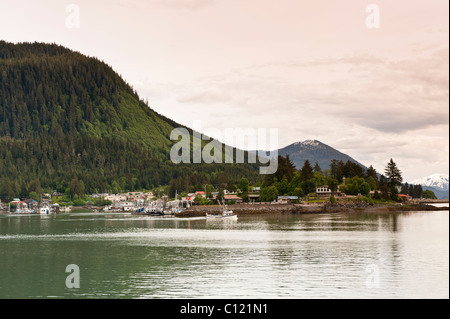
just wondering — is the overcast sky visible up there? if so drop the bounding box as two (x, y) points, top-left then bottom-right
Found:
(1, 0), (448, 181)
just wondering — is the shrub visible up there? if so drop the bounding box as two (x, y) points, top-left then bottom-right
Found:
(73, 199), (86, 206)
(362, 195), (374, 204)
(94, 198), (112, 206)
(330, 195), (336, 204)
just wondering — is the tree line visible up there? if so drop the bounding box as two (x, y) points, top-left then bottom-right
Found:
(0, 133), (261, 202)
(257, 155), (428, 202)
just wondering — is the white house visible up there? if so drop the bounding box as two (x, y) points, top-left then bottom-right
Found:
(316, 186), (332, 196)
(277, 196), (298, 204)
(105, 194), (127, 202)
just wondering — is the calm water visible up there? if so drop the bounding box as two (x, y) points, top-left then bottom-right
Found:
(0, 209), (448, 299)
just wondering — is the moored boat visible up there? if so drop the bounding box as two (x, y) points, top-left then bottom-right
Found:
(40, 207), (50, 214)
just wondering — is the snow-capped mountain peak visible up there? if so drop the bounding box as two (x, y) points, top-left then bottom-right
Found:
(302, 139), (319, 146)
(277, 139), (367, 172)
(410, 174), (449, 190)
(292, 139), (322, 148)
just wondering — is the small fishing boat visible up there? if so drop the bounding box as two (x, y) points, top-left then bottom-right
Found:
(40, 205), (50, 215)
(206, 200), (238, 220)
(134, 204), (164, 216)
(206, 210), (238, 220)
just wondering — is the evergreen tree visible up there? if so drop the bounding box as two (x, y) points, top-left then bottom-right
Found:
(379, 175), (390, 200)
(330, 159), (345, 182)
(300, 160), (314, 182)
(412, 185), (423, 199)
(390, 183), (400, 201)
(0, 178), (15, 201)
(366, 165), (378, 182)
(28, 179), (42, 198)
(263, 155), (296, 186)
(301, 180), (316, 195)
(408, 184), (414, 197)
(384, 158), (403, 187)
(400, 182), (409, 195)
(313, 162), (322, 173)
(69, 176), (85, 198)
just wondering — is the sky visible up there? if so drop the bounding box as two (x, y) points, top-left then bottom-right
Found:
(1, 0), (448, 181)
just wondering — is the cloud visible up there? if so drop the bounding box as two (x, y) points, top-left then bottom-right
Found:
(285, 49), (449, 134)
(161, 47), (446, 180)
(177, 89), (232, 104)
(146, 46), (448, 139)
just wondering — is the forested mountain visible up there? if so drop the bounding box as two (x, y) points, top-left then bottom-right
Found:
(0, 41), (177, 152)
(0, 41), (260, 200)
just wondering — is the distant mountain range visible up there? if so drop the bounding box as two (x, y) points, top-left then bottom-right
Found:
(411, 174), (449, 190)
(410, 174), (449, 199)
(276, 139), (367, 171)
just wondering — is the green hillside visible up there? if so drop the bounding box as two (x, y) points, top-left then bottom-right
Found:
(0, 41), (177, 153)
(0, 41), (260, 200)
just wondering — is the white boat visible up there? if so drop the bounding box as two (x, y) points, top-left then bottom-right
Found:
(206, 210), (238, 220)
(206, 200), (238, 220)
(40, 206), (50, 215)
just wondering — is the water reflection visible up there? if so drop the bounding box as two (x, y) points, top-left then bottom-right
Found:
(0, 210), (448, 298)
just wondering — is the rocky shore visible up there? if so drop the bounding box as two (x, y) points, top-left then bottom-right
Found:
(176, 202), (448, 217)
(2, 201), (446, 216)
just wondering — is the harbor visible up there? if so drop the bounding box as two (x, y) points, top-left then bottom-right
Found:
(2, 194), (447, 218)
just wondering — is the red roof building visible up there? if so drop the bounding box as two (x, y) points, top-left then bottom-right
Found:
(223, 194), (243, 203)
(194, 191), (206, 198)
(398, 194), (412, 201)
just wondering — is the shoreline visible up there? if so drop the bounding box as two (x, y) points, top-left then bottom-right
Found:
(176, 202), (449, 217)
(1, 202), (447, 216)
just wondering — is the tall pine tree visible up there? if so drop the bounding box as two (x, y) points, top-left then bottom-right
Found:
(300, 160), (314, 182)
(384, 158), (403, 187)
(366, 165), (378, 181)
